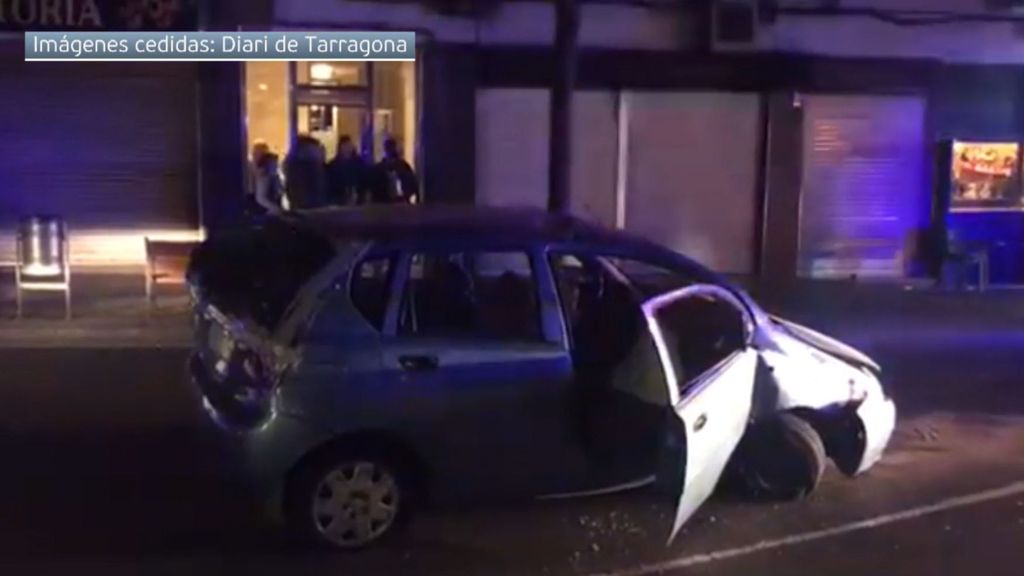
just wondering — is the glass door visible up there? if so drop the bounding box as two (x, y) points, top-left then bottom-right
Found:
(291, 61), (374, 161)
(288, 61), (417, 165)
(295, 104), (370, 161)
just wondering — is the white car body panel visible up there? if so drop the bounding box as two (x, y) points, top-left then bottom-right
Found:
(667, 350), (758, 543)
(769, 317), (881, 373)
(642, 286), (759, 544)
(629, 281), (896, 545)
(758, 329), (870, 411)
(759, 320), (895, 475)
(854, 390), (897, 474)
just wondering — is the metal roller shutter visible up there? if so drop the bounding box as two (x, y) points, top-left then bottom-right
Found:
(623, 92), (761, 275)
(475, 89), (550, 210)
(0, 43), (199, 265)
(474, 88), (618, 227)
(798, 95), (927, 279)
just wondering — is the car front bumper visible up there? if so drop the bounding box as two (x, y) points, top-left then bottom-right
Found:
(854, 391), (897, 475)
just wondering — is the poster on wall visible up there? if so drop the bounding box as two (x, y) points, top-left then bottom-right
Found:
(951, 141), (1023, 212)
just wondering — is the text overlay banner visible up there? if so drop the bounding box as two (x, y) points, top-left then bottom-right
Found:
(25, 31), (417, 61)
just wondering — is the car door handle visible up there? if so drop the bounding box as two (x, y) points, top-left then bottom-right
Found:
(693, 413), (708, 432)
(398, 355), (439, 372)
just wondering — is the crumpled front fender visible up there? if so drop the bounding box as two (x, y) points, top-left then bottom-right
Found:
(753, 323), (896, 476)
(852, 392), (897, 475)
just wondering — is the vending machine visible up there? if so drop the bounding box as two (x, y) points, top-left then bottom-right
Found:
(937, 140), (1024, 284)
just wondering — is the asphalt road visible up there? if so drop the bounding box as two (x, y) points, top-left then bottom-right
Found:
(1, 319), (1023, 575)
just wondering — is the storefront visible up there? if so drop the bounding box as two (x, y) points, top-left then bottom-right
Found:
(795, 95), (929, 279)
(227, 35), (1024, 286)
(0, 0), (203, 266)
(473, 88), (762, 275)
(936, 140), (1024, 284)
(243, 58), (419, 180)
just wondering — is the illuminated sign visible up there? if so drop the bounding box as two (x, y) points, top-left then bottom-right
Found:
(951, 141), (1023, 212)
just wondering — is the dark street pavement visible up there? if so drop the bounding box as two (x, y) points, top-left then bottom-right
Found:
(2, 283), (1024, 574)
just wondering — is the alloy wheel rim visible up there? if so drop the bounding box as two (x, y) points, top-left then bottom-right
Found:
(312, 461), (400, 547)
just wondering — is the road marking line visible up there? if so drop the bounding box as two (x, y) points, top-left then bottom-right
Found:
(592, 480), (1024, 576)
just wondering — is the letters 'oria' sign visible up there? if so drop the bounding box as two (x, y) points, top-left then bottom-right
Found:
(1, 0), (198, 31)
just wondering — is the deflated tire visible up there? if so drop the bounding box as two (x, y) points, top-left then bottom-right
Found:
(736, 413), (827, 500)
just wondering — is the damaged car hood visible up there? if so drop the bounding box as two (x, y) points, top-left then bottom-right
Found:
(768, 316), (880, 374)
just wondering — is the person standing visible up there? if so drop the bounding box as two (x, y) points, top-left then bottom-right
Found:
(284, 135), (327, 210)
(372, 138), (419, 205)
(246, 140), (270, 199)
(247, 152), (284, 217)
(327, 135), (370, 206)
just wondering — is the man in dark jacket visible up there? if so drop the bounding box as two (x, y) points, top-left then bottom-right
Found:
(372, 138), (419, 205)
(326, 135), (370, 206)
(284, 135), (327, 210)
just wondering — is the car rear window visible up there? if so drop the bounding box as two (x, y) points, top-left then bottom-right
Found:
(188, 219), (336, 330)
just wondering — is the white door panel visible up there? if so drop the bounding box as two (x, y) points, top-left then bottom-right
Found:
(643, 285), (758, 544)
(623, 92), (760, 274)
(669, 350), (757, 541)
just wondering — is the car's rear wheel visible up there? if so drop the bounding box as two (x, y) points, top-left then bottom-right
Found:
(286, 449), (411, 550)
(738, 413), (827, 500)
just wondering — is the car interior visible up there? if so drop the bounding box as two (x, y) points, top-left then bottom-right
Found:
(350, 256), (396, 331)
(398, 252), (541, 341)
(550, 254), (748, 481)
(550, 254), (668, 478)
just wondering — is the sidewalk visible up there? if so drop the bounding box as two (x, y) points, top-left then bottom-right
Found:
(0, 269), (191, 349)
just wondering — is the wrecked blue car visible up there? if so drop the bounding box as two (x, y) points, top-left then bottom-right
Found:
(187, 206), (895, 550)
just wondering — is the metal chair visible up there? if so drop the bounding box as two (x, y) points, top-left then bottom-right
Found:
(943, 231), (989, 292)
(15, 216), (71, 320)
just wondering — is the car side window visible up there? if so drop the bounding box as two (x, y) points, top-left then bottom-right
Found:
(652, 292), (748, 394)
(547, 254), (588, 334)
(548, 254), (622, 343)
(549, 252), (647, 362)
(607, 257), (698, 297)
(350, 255), (396, 331)
(399, 251), (542, 341)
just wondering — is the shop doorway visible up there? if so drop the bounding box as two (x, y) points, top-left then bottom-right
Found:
(291, 61), (372, 161)
(295, 104), (369, 161)
(244, 59), (418, 176)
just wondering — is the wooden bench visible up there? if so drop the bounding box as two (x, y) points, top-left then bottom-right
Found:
(144, 238), (199, 307)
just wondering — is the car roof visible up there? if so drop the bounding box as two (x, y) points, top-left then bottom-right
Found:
(291, 205), (617, 244)
(285, 205), (724, 283)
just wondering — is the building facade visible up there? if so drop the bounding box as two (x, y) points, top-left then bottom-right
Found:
(237, 0), (1024, 282)
(4, 0), (1024, 282)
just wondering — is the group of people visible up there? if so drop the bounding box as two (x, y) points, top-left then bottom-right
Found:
(245, 134), (419, 217)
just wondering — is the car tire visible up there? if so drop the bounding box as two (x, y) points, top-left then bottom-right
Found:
(738, 413), (827, 501)
(285, 447), (413, 551)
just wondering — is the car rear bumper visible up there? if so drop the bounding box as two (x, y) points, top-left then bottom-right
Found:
(855, 392), (897, 475)
(188, 353), (326, 503)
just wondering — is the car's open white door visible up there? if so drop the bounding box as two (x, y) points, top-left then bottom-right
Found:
(642, 285), (758, 544)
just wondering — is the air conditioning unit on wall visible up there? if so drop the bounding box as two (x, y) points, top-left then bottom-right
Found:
(423, 0), (501, 18)
(710, 0), (773, 51)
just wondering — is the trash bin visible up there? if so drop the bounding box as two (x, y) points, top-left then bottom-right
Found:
(18, 215), (67, 278)
(15, 215), (71, 319)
